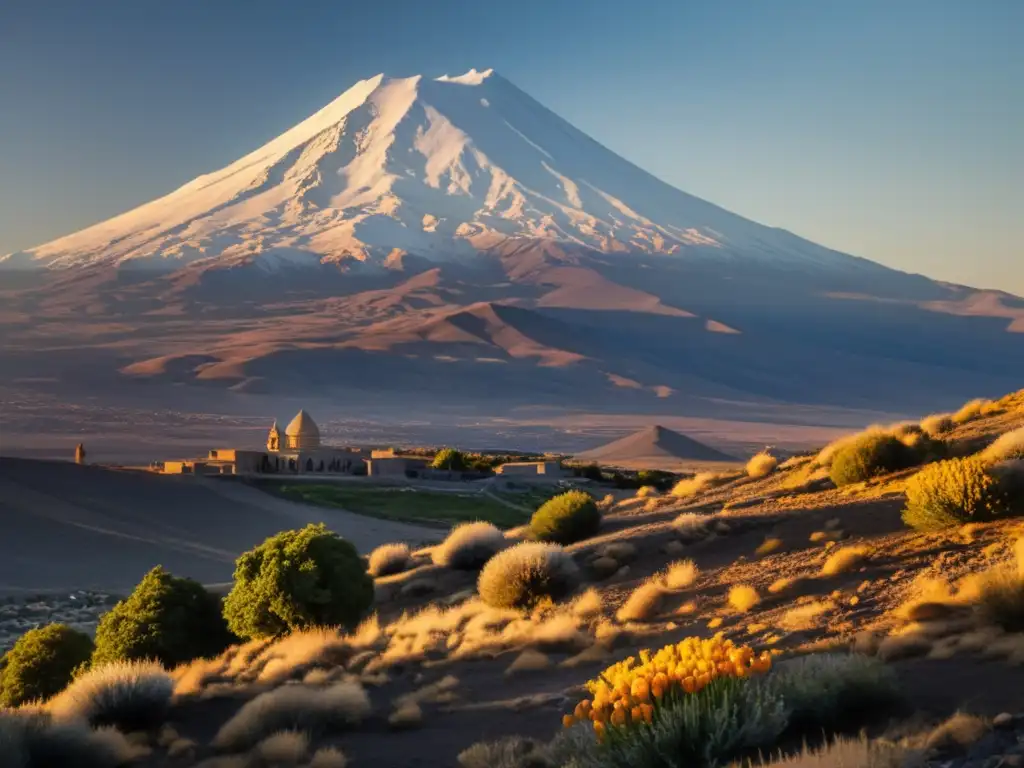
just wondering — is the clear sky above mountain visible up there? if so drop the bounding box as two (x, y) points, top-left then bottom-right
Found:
(0, 0), (1020, 294)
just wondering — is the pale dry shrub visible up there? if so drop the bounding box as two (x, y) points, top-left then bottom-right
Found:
(598, 541), (638, 563)
(672, 512), (711, 541)
(477, 542), (578, 610)
(505, 648), (551, 675)
(255, 729), (309, 764)
(616, 580), (667, 622)
(172, 655), (229, 698)
(768, 576), (808, 595)
(47, 660), (173, 731)
(971, 564), (1024, 632)
(0, 710), (150, 768)
(432, 522), (506, 570)
(821, 546), (871, 576)
(663, 559), (699, 590)
(925, 712), (989, 750)
(388, 701), (423, 729)
(953, 398), (993, 424)
(756, 538), (783, 556)
(168, 737), (197, 758)
(754, 736), (904, 768)
(570, 588), (604, 619)
(747, 450), (779, 479)
(728, 584), (761, 612)
(670, 472), (736, 499)
(921, 413), (955, 436)
(252, 627), (350, 684)
(981, 427), (1024, 462)
(457, 736), (550, 768)
(213, 680), (370, 751)
(779, 600), (833, 631)
(309, 746), (348, 768)
(635, 485), (658, 499)
(368, 542), (411, 577)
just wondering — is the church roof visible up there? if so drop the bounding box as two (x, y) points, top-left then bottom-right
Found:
(285, 410), (320, 439)
(268, 420), (280, 434)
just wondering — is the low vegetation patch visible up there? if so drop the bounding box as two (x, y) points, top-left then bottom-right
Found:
(530, 490), (600, 545)
(213, 680), (370, 751)
(46, 660), (173, 731)
(728, 584), (761, 612)
(0, 623), (94, 707)
(93, 565), (235, 667)
(432, 521), (506, 569)
(771, 652), (901, 732)
(367, 542), (411, 577)
(821, 545), (871, 576)
(478, 542), (579, 610)
(953, 398), (996, 424)
(670, 471), (737, 499)
(920, 412), (956, 436)
(760, 736), (905, 768)
(902, 457), (1012, 530)
(224, 523), (374, 640)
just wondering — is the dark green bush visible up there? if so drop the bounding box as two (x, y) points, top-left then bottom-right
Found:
(431, 448), (468, 471)
(92, 566), (235, 667)
(829, 433), (915, 486)
(530, 490), (600, 544)
(0, 624), (93, 707)
(223, 523), (374, 639)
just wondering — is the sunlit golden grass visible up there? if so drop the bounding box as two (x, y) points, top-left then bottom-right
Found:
(727, 584), (761, 612)
(746, 450), (779, 479)
(821, 545), (871, 576)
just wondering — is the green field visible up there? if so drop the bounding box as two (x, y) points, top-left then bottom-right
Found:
(271, 484), (532, 528)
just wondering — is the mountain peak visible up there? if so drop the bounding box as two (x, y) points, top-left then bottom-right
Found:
(3, 69), (875, 274)
(435, 67), (495, 85)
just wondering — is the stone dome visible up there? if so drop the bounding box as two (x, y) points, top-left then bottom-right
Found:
(284, 410), (320, 450)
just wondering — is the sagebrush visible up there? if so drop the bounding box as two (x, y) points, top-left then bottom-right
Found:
(530, 491), (600, 545)
(477, 542), (578, 610)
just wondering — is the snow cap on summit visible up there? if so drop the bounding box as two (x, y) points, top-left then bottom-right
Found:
(435, 68), (494, 85)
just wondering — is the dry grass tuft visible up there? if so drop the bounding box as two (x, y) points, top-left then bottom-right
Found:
(670, 471), (737, 499)
(757, 735), (904, 768)
(876, 634), (931, 661)
(252, 627), (352, 685)
(663, 559), (699, 590)
(756, 538), (784, 556)
(746, 450), (779, 479)
(254, 729), (309, 764)
(457, 736), (550, 768)
(925, 712), (989, 750)
(920, 413), (956, 436)
(727, 584), (761, 613)
(821, 546), (871, 576)
(477, 541), (578, 610)
(635, 485), (659, 499)
(779, 600), (833, 631)
(388, 701), (424, 729)
(616, 579), (668, 622)
(671, 512), (711, 542)
(505, 648), (551, 675)
(213, 680), (370, 751)
(46, 660), (173, 731)
(167, 737), (197, 758)
(368, 542), (411, 577)
(309, 746), (349, 768)
(598, 541), (638, 564)
(980, 427), (1024, 462)
(432, 522), (507, 570)
(768, 576), (808, 595)
(972, 565), (1024, 632)
(570, 588), (604, 619)
(953, 398), (995, 424)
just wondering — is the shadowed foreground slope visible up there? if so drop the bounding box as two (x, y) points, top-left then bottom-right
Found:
(0, 458), (435, 594)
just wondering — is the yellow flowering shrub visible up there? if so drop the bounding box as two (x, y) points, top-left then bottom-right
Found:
(902, 457), (1009, 531)
(563, 633), (773, 740)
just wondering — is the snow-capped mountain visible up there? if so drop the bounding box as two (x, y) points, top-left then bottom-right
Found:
(2, 69), (1021, 416)
(6, 68), (863, 272)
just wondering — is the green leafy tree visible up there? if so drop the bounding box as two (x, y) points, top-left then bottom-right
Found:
(92, 566), (235, 667)
(431, 447), (468, 471)
(0, 624), (94, 707)
(223, 523), (374, 640)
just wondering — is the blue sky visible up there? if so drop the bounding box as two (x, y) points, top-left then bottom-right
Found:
(1, 0), (1021, 293)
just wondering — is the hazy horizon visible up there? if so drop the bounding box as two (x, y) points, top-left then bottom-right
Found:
(0, 0), (1021, 294)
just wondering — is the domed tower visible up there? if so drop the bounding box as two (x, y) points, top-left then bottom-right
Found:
(267, 420), (281, 452)
(284, 410), (320, 451)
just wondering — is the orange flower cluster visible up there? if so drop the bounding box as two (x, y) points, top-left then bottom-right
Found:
(562, 633), (773, 740)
